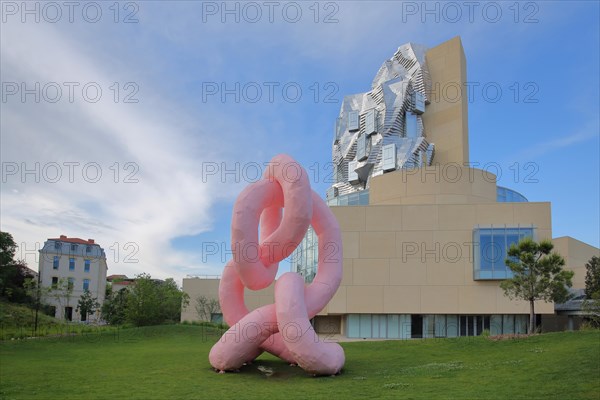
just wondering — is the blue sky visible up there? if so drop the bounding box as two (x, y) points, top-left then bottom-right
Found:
(1, 1), (598, 282)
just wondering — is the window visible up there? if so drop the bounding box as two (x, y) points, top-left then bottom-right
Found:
(69, 258), (75, 271)
(67, 278), (74, 290)
(51, 277), (58, 288)
(382, 143), (396, 171)
(53, 256), (59, 270)
(83, 279), (90, 291)
(404, 111), (418, 137)
(326, 190), (369, 207)
(348, 160), (359, 183)
(291, 227), (318, 283)
(70, 244), (78, 252)
(413, 91), (425, 114)
(86, 245), (92, 253)
(84, 259), (91, 273)
(348, 110), (359, 132)
(356, 134), (368, 161)
(473, 227), (535, 280)
(54, 241), (61, 250)
(211, 313), (223, 324)
(347, 314), (411, 339)
(365, 109), (376, 135)
(497, 186), (528, 203)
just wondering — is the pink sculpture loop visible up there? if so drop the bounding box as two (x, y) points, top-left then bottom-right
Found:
(209, 154), (345, 376)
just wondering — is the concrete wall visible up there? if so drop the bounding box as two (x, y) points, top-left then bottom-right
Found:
(181, 278), (274, 322)
(552, 236), (600, 289)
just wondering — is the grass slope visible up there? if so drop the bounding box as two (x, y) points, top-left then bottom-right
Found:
(0, 301), (112, 340)
(1, 325), (598, 399)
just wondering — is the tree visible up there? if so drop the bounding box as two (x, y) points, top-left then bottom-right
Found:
(0, 231), (17, 267)
(160, 278), (189, 323)
(126, 273), (189, 326)
(500, 238), (574, 334)
(194, 295), (220, 322)
(76, 290), (100, 322)
(0, 259), (36, 303)
(582, 293), (600, 328)
(101, 285), (130, 325)
(584, 256), (600, 299)
(0, 232), (36, 303)
(23, 277), (49, 336)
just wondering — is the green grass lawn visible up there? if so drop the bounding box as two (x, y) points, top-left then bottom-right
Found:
(1, 325), (598, 399)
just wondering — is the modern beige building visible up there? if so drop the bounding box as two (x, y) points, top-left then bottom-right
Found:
(182, 37), (599, 338)
(39, 235), (108, 322)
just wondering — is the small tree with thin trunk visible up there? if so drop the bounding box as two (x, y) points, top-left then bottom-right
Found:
(48, 278), (74, 321)
(76, 290), (100, 322)
(500, 238), (574, 334)
(194, 295), (220, 322)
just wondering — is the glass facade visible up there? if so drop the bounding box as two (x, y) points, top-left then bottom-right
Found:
(473, 226), (535, 280)
(326, 190), (369, 206)
(292, 189), (366, 283)
(346, 314), (528, 338)
(497, 186), (528, 202)
(291, 227), (319, 283)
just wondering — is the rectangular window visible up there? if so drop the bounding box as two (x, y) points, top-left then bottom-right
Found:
(86, 245), (92, 253)
(67, 278), (74, 290)
(84, 259), (90, 273)
(51, 277), (58, 288)
(490, 315), (502, 335)
(515, 315), (528, 334)
(348, 110), (359, 132)
(365, 109), (376, 135)
(503, 315), (515, 334)
(413, 91), (425, 114)
(435, 315), (447, 338)
(347, 315), (360, 338)
(356, 134), (368, 161)
(53, 256), (59, 270)
(382, 143), (396, 171)
(69, 258), (75, 271)
(83, 279), (90, 291)
(446, 315), (458, 338)
(54, 241), (61, 249)
(404, 111), (418, 137)
(70, 244), (78, 252)
(473, 227), (534, 280)
(348, 160), (359, 183)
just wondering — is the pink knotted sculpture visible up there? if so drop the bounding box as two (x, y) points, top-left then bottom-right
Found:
(209, 154), (345, 376)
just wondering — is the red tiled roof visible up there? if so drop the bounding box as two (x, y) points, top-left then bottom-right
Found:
(107, 274), (129, 281)
(50, 235), (96, 245)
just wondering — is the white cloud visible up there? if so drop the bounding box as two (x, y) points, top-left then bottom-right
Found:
(0, 20), (234, 283)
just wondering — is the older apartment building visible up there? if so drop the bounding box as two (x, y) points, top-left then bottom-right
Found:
(39, 235), (108, 321)
(181, 37), (599, 338)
